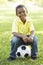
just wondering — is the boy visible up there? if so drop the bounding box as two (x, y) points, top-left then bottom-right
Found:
(7, 5), (38, 61)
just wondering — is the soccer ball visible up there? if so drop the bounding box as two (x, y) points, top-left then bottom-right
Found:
(16, 45), (31, 58)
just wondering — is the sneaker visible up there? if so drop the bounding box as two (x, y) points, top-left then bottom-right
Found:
(30, 58), (35, 63)
(7, 57), (16, 61)
(31, 56), (37, 60)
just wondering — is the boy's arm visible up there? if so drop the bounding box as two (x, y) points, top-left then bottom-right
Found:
(12, 32), (28, 43)
(30, 30), (34, 38)
(12, 30), (34, 43)
(27, 19), (35, 42)
(12, 32), (25, 38)
(27, 30), (34, 42)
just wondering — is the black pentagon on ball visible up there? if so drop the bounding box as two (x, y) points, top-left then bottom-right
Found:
(24, 53), (29, 58)
(17, 52), (21, 56)
(21, 45), (26, 50)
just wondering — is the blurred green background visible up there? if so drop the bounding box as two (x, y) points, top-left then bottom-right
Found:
(0, 0), (43, 65)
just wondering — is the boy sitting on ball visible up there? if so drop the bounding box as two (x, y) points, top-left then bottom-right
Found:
(7, 4), (38, 61)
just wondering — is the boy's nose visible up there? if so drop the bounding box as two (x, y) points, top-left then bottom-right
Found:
(21, 12), (24, 16)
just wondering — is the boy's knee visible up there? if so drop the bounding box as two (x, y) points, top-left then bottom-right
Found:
(11, 36), (20, 45)
(33, 36), (38, 43)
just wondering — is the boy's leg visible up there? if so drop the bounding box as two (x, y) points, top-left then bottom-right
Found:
(7, 35), (38, 61)
(8, 36), (24, 60)
(22, 35), (38, 60)
(31, 36), (38, 60)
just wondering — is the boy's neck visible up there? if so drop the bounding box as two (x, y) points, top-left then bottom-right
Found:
(21, 19), (26, 24)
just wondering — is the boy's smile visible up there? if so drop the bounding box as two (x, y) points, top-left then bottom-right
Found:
(16, 7), (27, 23)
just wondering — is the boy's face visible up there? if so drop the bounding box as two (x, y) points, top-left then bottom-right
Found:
(16, 7), (27, 22)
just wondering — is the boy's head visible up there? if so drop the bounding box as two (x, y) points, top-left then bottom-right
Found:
(16, 5), (28, 22)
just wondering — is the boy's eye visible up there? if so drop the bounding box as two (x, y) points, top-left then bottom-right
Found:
(19, 12), (21, 14)
(19, 11), (25, 14)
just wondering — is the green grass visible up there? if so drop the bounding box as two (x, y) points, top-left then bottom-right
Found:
(0, 11), (43, 65)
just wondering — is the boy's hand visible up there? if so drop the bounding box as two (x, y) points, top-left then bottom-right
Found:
(22, 36), (28, 43)
(28, 36), (33, 42)
(22, 36), (33, 43)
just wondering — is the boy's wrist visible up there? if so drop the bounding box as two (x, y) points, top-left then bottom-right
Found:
(29, 36), (33, 39)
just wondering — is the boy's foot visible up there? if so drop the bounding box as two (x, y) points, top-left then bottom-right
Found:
(30, 59), (35, 63)
(7, 57), (16, 61)
(30, 57), (37, 63)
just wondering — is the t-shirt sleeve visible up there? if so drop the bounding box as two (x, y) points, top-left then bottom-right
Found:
(12, 19), (18, 33)
(29, 18), (34, 31)
(30, 23), (34, 31)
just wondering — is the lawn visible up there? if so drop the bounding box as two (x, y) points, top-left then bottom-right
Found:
(0, 11), (43, 65)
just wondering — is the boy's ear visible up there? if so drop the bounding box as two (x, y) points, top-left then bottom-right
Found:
(25, 7), (28, 13)
(16, 14), (18, 16)
(16, 13), (18, 16)
(26, 9), (28, 13)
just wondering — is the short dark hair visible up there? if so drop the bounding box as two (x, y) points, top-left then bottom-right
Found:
(16, 5), (28, 15)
